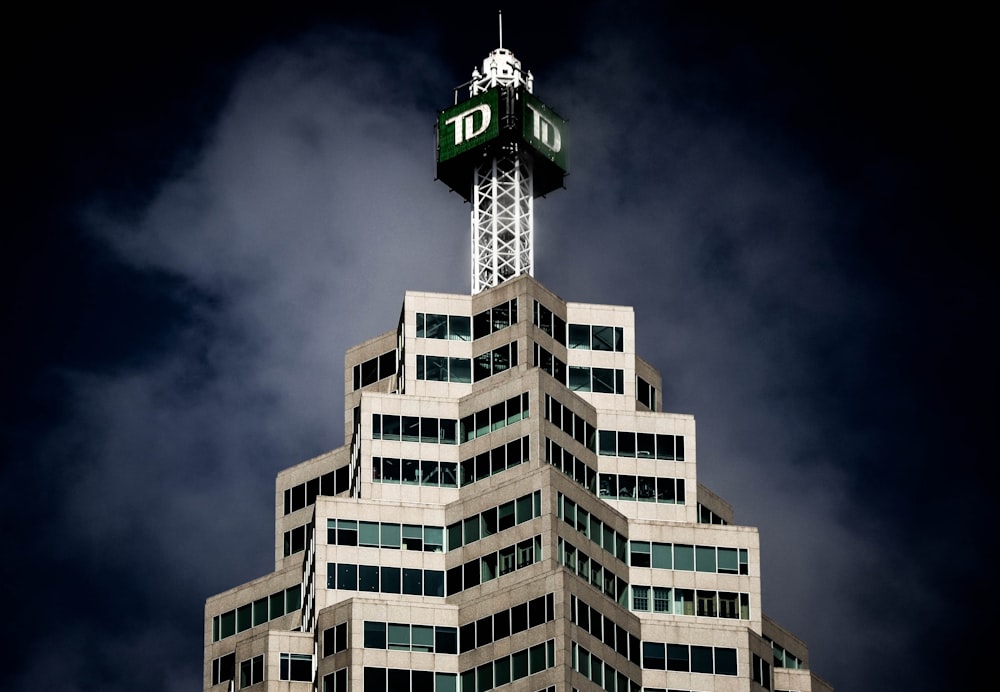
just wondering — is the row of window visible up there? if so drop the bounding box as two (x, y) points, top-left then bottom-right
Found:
(370, 436), (530, 490)
(460, 393), (530, 441)
(416, 297), (517, 342)
(557, 537), (629, 606)
(460, 639), (556, 692)
(239, 654), (263, 688)
(447, 491), (541, 550)
(697, 503), (728, 525)
(557, 492), (628, 564)
(630, 541), (749, 574)
(322, 622), (348, 657)
(371, 393), (529, 446)
(636, 376), (657, 411)
(372, 413), (459, 444)
(534, 343), (625, 394)
(373, 456), (458, 487)
(415, 355), (472, 383)
(283, 522), (312, 557)
(766, 638), (804, 669)
(415, 340), (520, 385)
(460, 593), (554, 653)
(353, 349), (397, 390)
(568, 323), (625, 352)
(641, 642), (738, 675)
(363, 667), (457, 692)
(569, 594), (641, 665)
(212, 584), (302, 642)
(417, 312), (474, 341)
(326, 519), (445, 552)
(282, 465), (350, 515)
(533, 300), (567, 345)
(363, 621), (457, 653)
(545, 394), (597, 451)
(570, 642), (642, 692)
(280, 653), (312, 681)
(445, 536), (542, 595)
(326, 563), (445, 597)
(598, 430), (685, 460)
(456, 435), (532, 486)
(598, 474), (686, 504)
(753, 653), (774, 690)
(546, 438), (598, 495)
(321, 667), (347, 692)
(631, 585), (750, 620)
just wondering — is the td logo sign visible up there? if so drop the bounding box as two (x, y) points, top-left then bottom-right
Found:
(437, 90), (500, 163)
(444, 104), (492, 146)
(526, 103), (561, 153)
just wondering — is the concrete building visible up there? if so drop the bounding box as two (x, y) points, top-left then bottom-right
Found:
(204, 39), (833, 692)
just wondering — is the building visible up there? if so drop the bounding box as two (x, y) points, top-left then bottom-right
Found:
(204, 38), (833, 692)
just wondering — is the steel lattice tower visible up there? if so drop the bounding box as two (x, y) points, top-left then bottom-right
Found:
(436, 42), (567, 294)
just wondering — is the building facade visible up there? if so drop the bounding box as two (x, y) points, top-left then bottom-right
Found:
(204, 42), (832, 692)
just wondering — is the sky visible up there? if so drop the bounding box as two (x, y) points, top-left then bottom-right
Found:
(3, 3), (994, 691)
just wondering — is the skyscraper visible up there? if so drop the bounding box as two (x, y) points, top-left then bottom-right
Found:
(204, 39), (832, 692)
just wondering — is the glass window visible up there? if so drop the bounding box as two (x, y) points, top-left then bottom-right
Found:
(632, 585), (650, 611)
(279, 653), (312, 682)
(718, 547), (739, 573)
(643, 641), (665, 669)
(424, 526), (443, 552)
(696, 546), (717, 572)
(337, 564), (356, 590)
(359, 521), (380, 547)
(381, 523), (401, 548)
(438, 418), (457, 445)
(381, 566), (400, 593)
(387, 623), (410, 650)
(450, 315), (471, 341)
(424, 569), (444, 597)
(359, 564), (379, 592)
(569, 323), (590, 348)
(425, 313), (447, 339)
(656, 434), (674, 460)
(666, 644), (689, 671)
(403, 568), (422, 595)
(691, 645), (714, 673)
(365, 621), (386, 648)
(515, 495), (532, 523)
(651, 542), (672, 569)
(630, 542), (650, 567)
(592, 367), (616, 393)
(569, 366), (591, 391)
(715, 647), (738, 676)
(402, 524), (423, 551)
(450, 357), (471, 383)
(653, 586), (671, 613)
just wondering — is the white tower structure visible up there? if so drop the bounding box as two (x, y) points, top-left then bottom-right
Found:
(468, 48), (534, 294)
(436, 30), (567, 294)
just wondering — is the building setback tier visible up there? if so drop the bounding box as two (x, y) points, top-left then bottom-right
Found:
(204, 273), (833, 692)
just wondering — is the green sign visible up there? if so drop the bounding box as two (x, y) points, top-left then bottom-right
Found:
(521, 92), (567, 172)
(437, 89), (500, 163)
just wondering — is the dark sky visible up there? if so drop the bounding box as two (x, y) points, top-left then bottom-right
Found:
(4, 3), (993, 691)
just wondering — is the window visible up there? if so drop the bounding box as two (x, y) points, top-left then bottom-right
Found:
(212, 653), (235, 685)
(239, 655), (264, 688)
(279, 653), (312, 682)
(632, 585), (649, 611)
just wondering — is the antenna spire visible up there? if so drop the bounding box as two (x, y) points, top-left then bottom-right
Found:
(498, 10), (503, 48)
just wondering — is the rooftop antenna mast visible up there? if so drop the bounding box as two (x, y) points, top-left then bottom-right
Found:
(435, 16), (568, 293)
